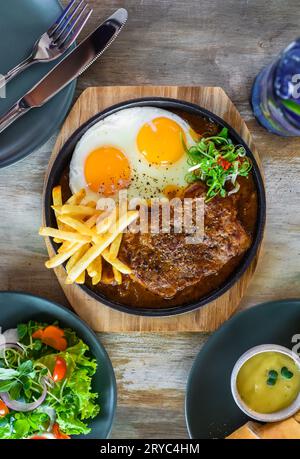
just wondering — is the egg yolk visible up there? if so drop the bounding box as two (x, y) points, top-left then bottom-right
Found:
(137, 117), (186, 165)
(84, 146), (131, 196)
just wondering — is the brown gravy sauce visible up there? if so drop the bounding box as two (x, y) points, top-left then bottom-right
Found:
(59, 111), (258, 309)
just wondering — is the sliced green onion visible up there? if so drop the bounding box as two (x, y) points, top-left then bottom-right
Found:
(184, 128), (252, 201)
(281, 366), (294, 379)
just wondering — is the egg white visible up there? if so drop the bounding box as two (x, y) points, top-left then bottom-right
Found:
(69, 106), (195, 202)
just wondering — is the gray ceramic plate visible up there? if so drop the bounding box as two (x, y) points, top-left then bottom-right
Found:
(185, 299), (300, 438)
(0, 0), (76, 168)
(0, 291), (117, 439)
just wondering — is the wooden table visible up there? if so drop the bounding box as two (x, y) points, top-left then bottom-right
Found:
(1, 0), (300, 438)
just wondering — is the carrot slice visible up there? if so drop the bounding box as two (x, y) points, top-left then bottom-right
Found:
(43, 336), (67, 352)
(42, 325), (65, 339)
(53, 423), (70, 439)
(32, 329), (44, 340)
(32, 326), (67, 351)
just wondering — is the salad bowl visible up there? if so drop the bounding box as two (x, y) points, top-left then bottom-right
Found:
(0, 291), (117, 439)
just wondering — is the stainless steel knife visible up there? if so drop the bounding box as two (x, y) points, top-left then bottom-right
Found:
(0, 8), (128, 134)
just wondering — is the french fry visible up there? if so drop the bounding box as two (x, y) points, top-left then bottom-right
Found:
(87, 260), (97, 278)
(75, 270), (85, 284)
(92, 273), (101, 285)
(66, 211), (138, 283)
(109, 233), (123, 259)
(107, 210), (138, 236)
(53, 216), (77, 240)
(85, 213), (99, 229)
(45, 243), (84, 269)
(51, 205), (62, 215)
(52, 205), (100, 217)
(52, 186), (62, 207)
(90, 257), (102, 284)
(39, 227), (91, 243)
(113, 267), (122, 285)
(96, 210), (117, 235)
(52, 186), (64, 241)
(66, 188), (86, 205)
(102, 249), (131, 274)
(91, 230), (103, 244)
(43, 188), (137, 287)
(85, 201), (97, 208)
(66, 244), (90, 273)
(57, 241), (75, 253)
(94, 256), (102, 277)
(58, 215), (95, 237)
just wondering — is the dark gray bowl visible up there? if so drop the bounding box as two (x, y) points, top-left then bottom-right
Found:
(185, 299), (300, 438)
(0, 291), (117, 439)
(44, 97), (266, 317)
(0, 0), (75, 168)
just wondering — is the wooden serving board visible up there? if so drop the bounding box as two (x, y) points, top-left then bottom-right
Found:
(43, 86), (264, 332)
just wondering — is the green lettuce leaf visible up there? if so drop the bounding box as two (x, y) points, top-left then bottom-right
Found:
(36, 339), (100, 435)
(0, 323), (100, 439)
(0, 411), (50, 439)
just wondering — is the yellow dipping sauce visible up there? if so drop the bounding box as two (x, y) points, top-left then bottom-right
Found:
(236, 351), (300, 414)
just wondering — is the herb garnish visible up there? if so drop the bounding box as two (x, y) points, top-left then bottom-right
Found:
(281, 366), (294, 379)
(0, 359), (47, 399)
(184, 127), (252, 201)
(267, 369), (278, 386)
(266, 367), (294, 386)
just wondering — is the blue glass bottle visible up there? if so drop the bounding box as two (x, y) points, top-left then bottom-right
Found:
(251, 39), (300, 136)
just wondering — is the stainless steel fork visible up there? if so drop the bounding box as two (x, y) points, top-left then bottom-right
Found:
(3, 0), (93, 84)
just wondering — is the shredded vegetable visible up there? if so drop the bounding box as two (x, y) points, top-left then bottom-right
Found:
(184, 127), (252, 201)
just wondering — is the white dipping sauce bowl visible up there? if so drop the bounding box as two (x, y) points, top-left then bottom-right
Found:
(231, 344), (300, 422)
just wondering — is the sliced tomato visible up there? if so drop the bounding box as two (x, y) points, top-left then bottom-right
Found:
(32, 325), (67, 351)
(0, 399), (9, 417)
(53, 423), (70, 439)
(29, 433), (56, 440)
(53, 357), (67, 382)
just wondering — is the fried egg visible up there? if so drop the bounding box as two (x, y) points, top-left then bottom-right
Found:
(69, 106), (196, 202)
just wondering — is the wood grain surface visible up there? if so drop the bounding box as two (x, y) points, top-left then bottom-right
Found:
(43, 85), (264, 332)
(0, 0), (300, 438)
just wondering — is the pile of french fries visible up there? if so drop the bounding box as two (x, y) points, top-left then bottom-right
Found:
(39, 186), (139, 286)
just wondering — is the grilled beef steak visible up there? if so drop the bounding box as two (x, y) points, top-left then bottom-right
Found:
(119, 183), (252, 299)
